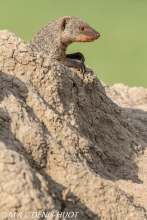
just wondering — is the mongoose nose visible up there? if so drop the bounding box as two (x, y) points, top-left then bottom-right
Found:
(96, 33), (100, 39)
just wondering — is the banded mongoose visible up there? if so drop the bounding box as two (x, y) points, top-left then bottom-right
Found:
(30, 16), (100, 72)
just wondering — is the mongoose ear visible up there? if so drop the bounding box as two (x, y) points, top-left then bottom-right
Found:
(61, 18), (69, 31)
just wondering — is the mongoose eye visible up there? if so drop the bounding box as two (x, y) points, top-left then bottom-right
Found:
(79, 26), (85, 31)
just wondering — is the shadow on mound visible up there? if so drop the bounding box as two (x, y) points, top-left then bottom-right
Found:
(56, 68), (146, 183)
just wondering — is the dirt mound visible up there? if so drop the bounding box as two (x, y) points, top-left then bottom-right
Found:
(0, 30), (147, 220)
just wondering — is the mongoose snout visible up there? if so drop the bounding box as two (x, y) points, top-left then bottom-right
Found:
(75, 29), (100, 42)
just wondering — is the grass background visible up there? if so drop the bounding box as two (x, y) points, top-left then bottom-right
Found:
(0, 0), (147, 87)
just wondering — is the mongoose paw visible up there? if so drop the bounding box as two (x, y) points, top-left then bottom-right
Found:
(76, 61), (86, 73)
(66, 52), (85, 62)
(59, 58), (86, 73)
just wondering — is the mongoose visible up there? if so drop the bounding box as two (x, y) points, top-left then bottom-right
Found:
(30, 16), (100, 72)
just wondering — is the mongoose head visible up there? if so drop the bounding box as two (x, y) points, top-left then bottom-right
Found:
(60, 16), (100, 44)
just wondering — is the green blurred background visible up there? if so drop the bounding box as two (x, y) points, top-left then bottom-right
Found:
(0, 0), (147, 87)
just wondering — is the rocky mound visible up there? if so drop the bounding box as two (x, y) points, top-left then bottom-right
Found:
(0, 30), (147, 220)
